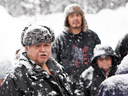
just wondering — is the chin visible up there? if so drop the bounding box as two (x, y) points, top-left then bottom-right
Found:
(73, 26), (81, 29)
(39, 60), (47, 64)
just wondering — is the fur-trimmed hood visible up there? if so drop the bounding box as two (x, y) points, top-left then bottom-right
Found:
(64, 4), (88, 32)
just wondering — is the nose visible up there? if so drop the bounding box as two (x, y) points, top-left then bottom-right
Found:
(40, 45), (46, 52)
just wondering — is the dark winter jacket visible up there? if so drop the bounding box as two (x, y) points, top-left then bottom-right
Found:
(75, 45), (119, 96)
(52, 30), (101, 88)
(115, 33), (128, 61)
(98, 54), (128, 96)
(0, 52), (74, 96)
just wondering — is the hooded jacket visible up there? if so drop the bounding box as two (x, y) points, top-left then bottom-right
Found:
(115, 33), (128, 61)
(75, 45), (119, 96)
(0, 52), (74, 96)
(98, 54), (128, 96)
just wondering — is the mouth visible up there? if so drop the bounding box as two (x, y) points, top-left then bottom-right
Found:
(73, 21), (79, 24)
(41, 54), (47, 56)
(39, 53), (48, 58)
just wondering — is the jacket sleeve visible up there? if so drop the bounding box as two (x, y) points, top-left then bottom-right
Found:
(0, 74), (20, 96)
(74, 76), (91, 96)
(90, 30), (101, 45)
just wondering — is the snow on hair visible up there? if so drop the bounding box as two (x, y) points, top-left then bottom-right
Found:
(64, 4), (88, 32)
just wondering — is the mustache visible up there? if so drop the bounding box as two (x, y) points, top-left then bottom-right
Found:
(38, 52), (48, 56)
(73, 20), (80, 24)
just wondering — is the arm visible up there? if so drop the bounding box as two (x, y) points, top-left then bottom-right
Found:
(74, 67), (94, 96)
(0, 74), (20, 96)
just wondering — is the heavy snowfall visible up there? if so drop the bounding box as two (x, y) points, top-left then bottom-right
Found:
(0, 3), (128, 63)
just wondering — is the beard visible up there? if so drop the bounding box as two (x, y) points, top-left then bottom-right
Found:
(72, 21), (82, 29)
(35, 52), (48, 67)
(73, 25), (82, 29)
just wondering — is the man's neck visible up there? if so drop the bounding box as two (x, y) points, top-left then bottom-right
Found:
(42, 63), (52, 75)
(70, 27), (81, 34)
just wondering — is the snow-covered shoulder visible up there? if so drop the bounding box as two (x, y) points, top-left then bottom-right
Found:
(81, 66), (94, 79)
(116, 54), (128, 75)
(99, 74), (128, 95)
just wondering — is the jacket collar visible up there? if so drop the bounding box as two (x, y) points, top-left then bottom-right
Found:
(18, 52), (63, 79)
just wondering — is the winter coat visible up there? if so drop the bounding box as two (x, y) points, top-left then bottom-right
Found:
(75, 45), (119, 96)
(115, 33), (128, 61)
(52, 30), (101, 89)
(98, 54), (128, 96)
(0, 52), (74, 96)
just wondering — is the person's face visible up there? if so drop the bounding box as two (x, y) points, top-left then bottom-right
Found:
(97, 56), (112, 73)
(26, 42), (51, 67)
(68, 12), (82, 29)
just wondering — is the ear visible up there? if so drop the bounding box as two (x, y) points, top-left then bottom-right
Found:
(25, 46), (29, 53)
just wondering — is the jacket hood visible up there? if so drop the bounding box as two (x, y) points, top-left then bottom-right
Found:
(91, 45), (119, 67)
(116, 54), (128, 75)
(63, 4), (88, 32)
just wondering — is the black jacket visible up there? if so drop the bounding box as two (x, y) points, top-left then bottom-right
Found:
(52, 30), (101, 87)
(115, 33), (128, 61)
(0, 52), (74, 96)
(75, 45), (119, 96)
(98, 54), (128, 96)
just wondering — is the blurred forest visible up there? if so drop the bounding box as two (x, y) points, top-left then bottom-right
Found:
(0, 0), (128, 17)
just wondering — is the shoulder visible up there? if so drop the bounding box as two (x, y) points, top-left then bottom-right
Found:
(56, 31), (68, 39)
(53, 31), (68, 44)
(81, 66), (94, 80)
(99, 74), (128, 95)
(7, 64), (27, 77)
(100, 74), (128, 89)
(117, 33), (128, 45)
(1, 64), (27, 86)
(85, 29), (101, 43)
(86, 29), (98, 35)
(48, 57), (64, 71)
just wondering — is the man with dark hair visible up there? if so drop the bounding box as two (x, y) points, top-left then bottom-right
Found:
(0, 23), (74, 96)
(52, 4), (101, 90)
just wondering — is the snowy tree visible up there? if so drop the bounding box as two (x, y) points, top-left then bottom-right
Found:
(0, 0), (128, 17)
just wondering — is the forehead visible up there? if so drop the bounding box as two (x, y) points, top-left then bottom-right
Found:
(68, 12), (82, 16)
(30, 42), (51, 47)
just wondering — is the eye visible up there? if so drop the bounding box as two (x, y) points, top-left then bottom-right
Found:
(69, 13), (74, 17)
(44, 43), (51, 47)
(35, 44), (41, 47)
(76, 13), (81, 17)
(45, 44), (50, 46)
